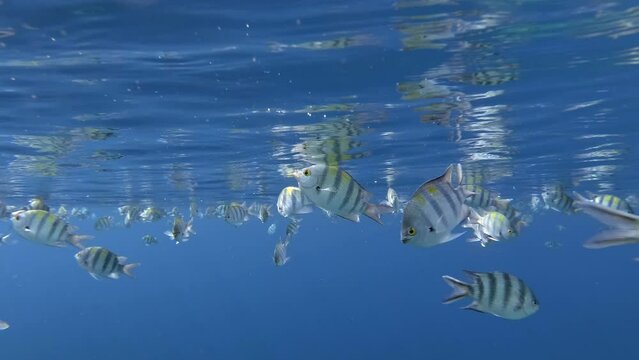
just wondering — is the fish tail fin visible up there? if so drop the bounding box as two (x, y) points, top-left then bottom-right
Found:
(583, 229), (639, 249)
(186, 218), (196, 235)
(122, 263), (141, 278)
(70, 235), (93, 249)
(163, 230), (175, 240)
(442, 275), (471, 304)
(467, 207), (482, 224)
(0, 234), (10, 245)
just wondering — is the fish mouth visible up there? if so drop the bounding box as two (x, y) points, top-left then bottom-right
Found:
(401, 237), (409, 244)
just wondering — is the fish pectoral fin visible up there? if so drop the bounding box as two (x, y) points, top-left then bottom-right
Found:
(297, 206), (314, 214)
(319, 187), (337, 193)
(440, 232), (465, 244)
(89, 273), (100, 280)
(163, 231), (174, 239)
(108, 273), (120, 280)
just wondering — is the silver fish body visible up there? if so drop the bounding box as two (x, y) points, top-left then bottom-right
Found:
(223, 203), (250, 226)
(273, 238), (290, 266)
(401, 164), (470, 247)
(294, 164), (387, 224)
(574, 192), (639, 249)
(11, 210), (92, 248)
(75, 247), (139, 280)
(542, 185), (576, 213)
(164, 216), (195, 244)
(589, 193), (634, 214)
(94, 216), (114, 231)
(277, 186), (313, 218)
(465, 209), (516, 247)
(443, 271), (539, 320)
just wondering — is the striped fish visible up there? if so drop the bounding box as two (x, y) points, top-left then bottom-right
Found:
(74, 247), (139, 280)
(442, 271), (539, 320)
(223, 203), (250, 226)
(277, 186), (313, 218)
(574, 192), (639, 249)
(588, 193), (634, 214)
(294, 164), (390, 224)
(142, 234), (158, 246)
(164, 216), (194, 244)
(462, 184), (500, 210)
(401, 164), (471, 247)
(11, 210), (92, 248)
(491, 198), (528, 233)
(541, 185), (576, 213)
(464, 208), (516, 247)
(273, 237), (290, 266)
(94, 216), (114, 231)
(248, 203), (272, 223)
(28, 198), (49, 212)
(285, 218), (301, 237)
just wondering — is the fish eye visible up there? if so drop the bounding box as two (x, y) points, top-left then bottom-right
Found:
(315, 186), (321, 191)
(303, 169), (311, 176)
(408, 227), (416, 236)
(428, 226), (435, 232)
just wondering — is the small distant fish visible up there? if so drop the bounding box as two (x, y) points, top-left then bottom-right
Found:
(277, 186), (314, 218)
(0, 320), (9, 331)
(189, 201), (200, 219)
(75, 246), (140, 280)
(294, 164), (391, 224)
(28, 197), (49, 212)
(56, 205), (68, 219)
(0, 201), (10, 218)
(122, 206), (141, 227)
(71, 207), (90, 219)
(285, 219), (301, 237)
(142, 234), (158, 246)
(442, 271), (539, 320)
(542, 185), (576, 213)
(11, 210), (92, 248)
(464, 208), (516, 247)
(381, 188), (402, 213)
(267, 223), (277, 235)
(273, 237), (290, 267)
(223, 203), (250, 226)
(140, 207), (166, 222)
(401, 164), (471, 247)
(587, 193), (634, 214)
(164, 216), (195, 244)
(94, 216), (114, 231)
(544, 240), (563, 249)
(491, 198), (528, 233)
(248, 203), (272, 223)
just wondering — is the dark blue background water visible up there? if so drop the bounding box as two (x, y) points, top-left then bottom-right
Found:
(0, 0), (638, 359)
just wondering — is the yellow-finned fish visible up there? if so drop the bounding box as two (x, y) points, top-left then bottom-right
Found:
(164, 216), (194, 244)
(75, 246), (140, 280)
(223, 203), (250, 226)
(28, 197), (49, 212)
(464, 208), (517, 247)
(11, 210), (92, 248)
(294, 164), (391, 224)
(587, 193), (634, 214)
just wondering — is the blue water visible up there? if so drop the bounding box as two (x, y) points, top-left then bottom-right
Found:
(1, 0), (639, 358)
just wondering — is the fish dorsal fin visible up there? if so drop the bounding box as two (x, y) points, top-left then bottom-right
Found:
(411, 164), (456, 198)
(117, 256), (127, 264)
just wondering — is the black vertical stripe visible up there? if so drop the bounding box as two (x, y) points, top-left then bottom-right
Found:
(339, 179), (355, 211)
(327, 170), (342, 205)
(503, 273), (512, 309)
(47, 218), (61, 243)
(58, 223), (69, 243)
(440, 183), (459, 216)
(476, 275), (485, 303)
(90, 248), (101, 270)
(347, 185), (361, 214)
(32, 213), (48, 239)
(425, 193), (448, 229)
(487, 273), (497, 306)
(316, 167), (328, 192)
(516, 278), (527, 311)
(102, 251), (114, 273)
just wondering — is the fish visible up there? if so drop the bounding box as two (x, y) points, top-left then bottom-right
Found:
(11, 210), (92, 248)
(285, 218), (301, 237)
(464, 208), (517, 247)
(574, 192), (639, 249)
(28, 197), (49, 212)
(56, 205), (69, 219)
(381, 187), (402, 213)
(75, 246), (140, 280)
(401, 164), (470, 247)
(248, 203), (272, 223)
(273, 237), (290, 266)
(164, 216), (195, 244)
(140, 207), (166, 222)
(267, 223), (277, 235)
(491, 198), (528, 233)
(0, 201), (10, 218)
(294, 164), (391, 224)
(276, 186), (314, 218)
(541, 185), (576, 213)
(462, 184), (500, 210)
(587, 193), (634, 214)
(142, 234), (158, 246)
(442, 271), (539, 320)
(71, 207), (90, 219)
(223, 203), (250, 226)
(0, 320), (9, 331)
(122, 206), (141, 227)
(93, 216), (114, 231)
